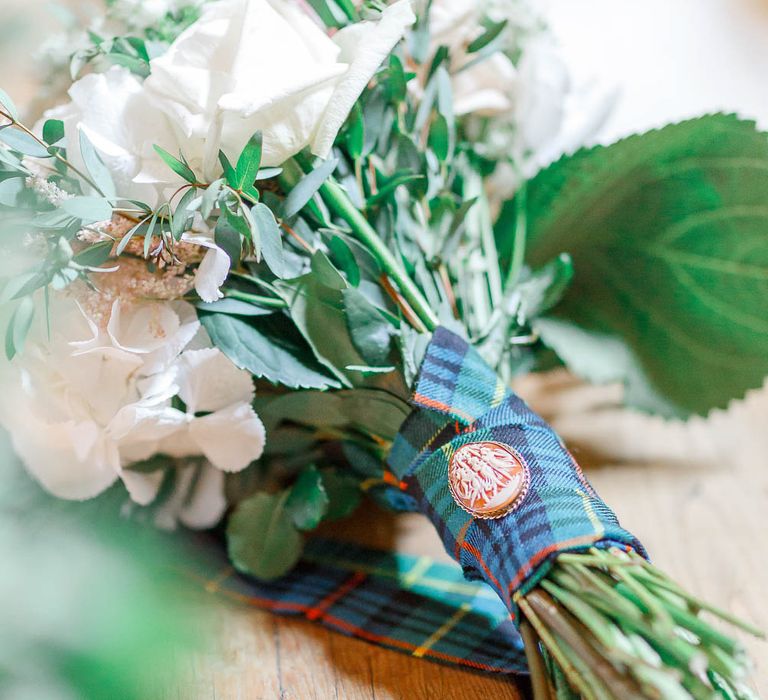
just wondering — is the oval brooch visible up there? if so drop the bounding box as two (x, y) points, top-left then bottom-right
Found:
(448, 441), (530, 519)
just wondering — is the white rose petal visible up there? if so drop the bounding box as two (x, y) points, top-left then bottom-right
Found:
(188, 402), (265, 472)
(144, 0), (414, 173)
(312, 0), (417, 158)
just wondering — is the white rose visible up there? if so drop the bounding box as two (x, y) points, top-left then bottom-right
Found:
(142, 0), (416, 180)
(0, 294), (264, 517)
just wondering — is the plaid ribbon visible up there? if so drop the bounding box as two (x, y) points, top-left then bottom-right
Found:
(388, 327), (645, 621)
(191, 535), (528, 675)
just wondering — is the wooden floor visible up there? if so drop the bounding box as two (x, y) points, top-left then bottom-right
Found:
(166, 372), (768, 699)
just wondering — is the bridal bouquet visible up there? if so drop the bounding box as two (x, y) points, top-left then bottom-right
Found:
(1, 0), (765, 696)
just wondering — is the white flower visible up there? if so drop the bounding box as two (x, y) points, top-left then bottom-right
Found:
(107, 0), (205, 29)
(416, 0), (567, 152)
(181, 215), (231, 302)
(0, 294), (264, 519)
(43, 66), (182, 207)
(143, 0), (416, 180)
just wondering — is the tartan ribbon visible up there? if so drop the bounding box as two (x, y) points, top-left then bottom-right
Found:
(388, 327), (645, 621)
(191, 535), (528, 675)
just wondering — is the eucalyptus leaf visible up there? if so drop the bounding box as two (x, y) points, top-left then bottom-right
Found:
(79, 129), (116, 199)
(42, 119), (65, 146)
(74, 241), (113, 268)
(281, 157), (338, 219)
(61, 196), (112, 223)
(0, 128), (51, 158)
(234, 132), (262, 192)
(5, 296), (34, 360)
(0, 177), (26, 207)
(226, 491), (303, 580)
(524, 115), (768, 416)
(153, 145), (196, 183)
(252, 203), (286, 278)
(0, 87), (18, 120)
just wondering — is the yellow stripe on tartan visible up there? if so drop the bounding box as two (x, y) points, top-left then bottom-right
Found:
(577, 488), (605, 539)
(412, 602), (472, 658)
(491, 377), (506, 409)
(205, 565), (234, 593)
(402, 556), (432, 588)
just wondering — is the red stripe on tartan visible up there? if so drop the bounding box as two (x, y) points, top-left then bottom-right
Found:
(320, 612), (516, 674)
(306, 571), (367, 621)
(461, 541), (509, 608)
(507, 534), (601, 595)
(412, 394), (474, 423)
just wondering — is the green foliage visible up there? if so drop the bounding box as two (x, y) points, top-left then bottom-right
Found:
(61, 196), (113, 223)
(226, 491), (303, 580)
(286, 465), (329, 530)
(200, 311), (341, 390)
(234, 131), (263, 198)
(524, 115), (768, 417)
(0, 127), (51, 158)
(153, 144), (197, 183)
(280, 157), (338, 220)
(79, 130), (116, 199)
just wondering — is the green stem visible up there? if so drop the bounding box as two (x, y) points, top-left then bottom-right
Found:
(505, 182), (528, 291)
(318, 176), (438, 332)
(224, 289), (287, 309)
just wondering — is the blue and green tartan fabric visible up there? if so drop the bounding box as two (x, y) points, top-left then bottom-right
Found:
(388, 327), (645, 621)
(193, 536), (528, 675)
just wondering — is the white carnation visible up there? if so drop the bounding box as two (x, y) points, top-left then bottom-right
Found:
(0, 293), (264, 525)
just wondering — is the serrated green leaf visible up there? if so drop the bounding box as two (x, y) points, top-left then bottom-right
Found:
(252, 203), (286, 278)
(61, 196), (112, 223)
(79, 129), (116, 199)
(524, 115), (768, 417)
(227, 491), (302, 580)
(328, 235), (360, 287)
(343, 287), (393, 366)
(153, 145), (196, 183)
(286, 465), (329, 531)
(0, 127), (51, 158)
(200, 312), (340, 389)
(234, 131), (262, 192)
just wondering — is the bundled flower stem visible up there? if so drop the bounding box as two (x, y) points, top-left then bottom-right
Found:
(521, 549), (762, 699)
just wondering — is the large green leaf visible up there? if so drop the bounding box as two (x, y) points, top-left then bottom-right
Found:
(200, 312), (340, 390)
(227, 491), (302, 580)
(523, 115), (768, 417)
